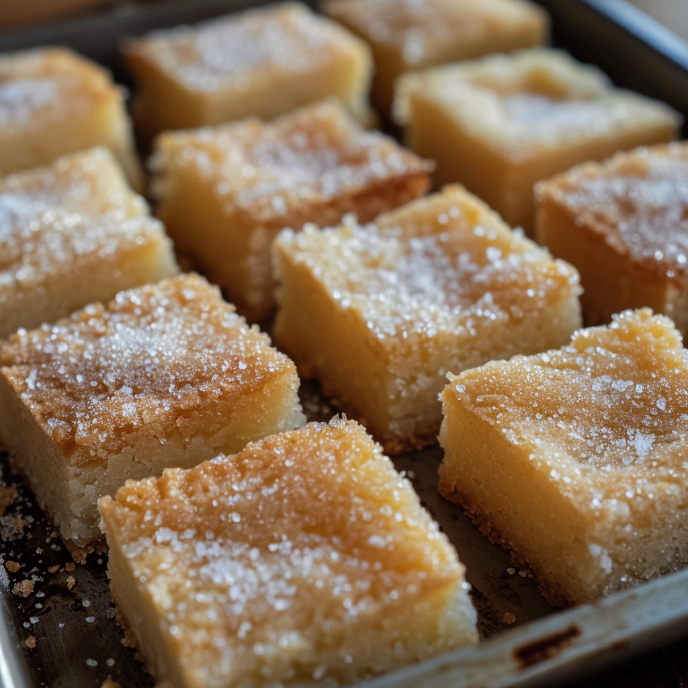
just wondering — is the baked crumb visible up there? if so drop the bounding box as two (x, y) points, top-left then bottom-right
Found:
(12, 579), (34, 597)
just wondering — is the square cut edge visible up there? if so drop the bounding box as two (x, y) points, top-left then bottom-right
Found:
(438, 308), (688, 607)
(98, 418), (478, 688)
(0, 273), (305, 551)
(0, 146), (179, 340)
(273, 184), (582, 454)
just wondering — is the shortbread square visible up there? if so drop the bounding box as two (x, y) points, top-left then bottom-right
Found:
(0, 47), (142, 189)
(439, 309), (688, 607)
(536, 143), (688, 332)
(0, 147), (179, 340)
(124, 2), (373, 139)
(394, 49), (681, 231)
(152, 99), (432, 321)
(99, 419), (477, 688)
(324, 0), (548, 114)
(273, 185), (582, 453)
(0, 273), (305, 549)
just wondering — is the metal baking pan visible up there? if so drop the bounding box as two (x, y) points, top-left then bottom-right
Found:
(2, 1), (688, 687)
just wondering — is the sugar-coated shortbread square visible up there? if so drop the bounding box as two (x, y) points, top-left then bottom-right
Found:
(0, 147), (178, 340)
(439, 309), (688, 607)
(273, 185), (582, 453)
(152, 99), (432, 321)
(323, 0), (548, 113)
(0, 273), (305, 550)
(394, 49), (681, 231)
(536, 143), (688, 332)
(125, 2), (373, 138)
(99, 419), (477, 688)
(0, 47), (142, 188)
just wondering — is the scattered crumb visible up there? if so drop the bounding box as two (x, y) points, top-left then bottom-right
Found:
(518, 570), (528, 578)
(13, 579), (34, 597)
(65, 562), (75, 572)
(0, 486), (17, 517)
(66, 576), (75, 590)
(86, 658), (98, 667)
(506, 567), (516, 575)
(25, 636), (35, 649)
(5, 561), (20, 572)
(1, 515), (28, 541)
(501, 612), (517, 625)
(101, 677), (122, 688)
(48, 566), (59, 574)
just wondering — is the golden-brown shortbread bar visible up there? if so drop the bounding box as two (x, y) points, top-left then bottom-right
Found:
(536, 143), (688, 331)
(99, 419), (478, 688)
(395, 48), (681, 231)
(324, 0), (548, 114)
(152, 99), (432, 321)
(0, 273), (305, 548)
(273, 185), (582, 453)
(0, 147), (179, 340)
(124, 2), (373, 138)
(0, 47), (142, 188)
(439, 309), (688, 607)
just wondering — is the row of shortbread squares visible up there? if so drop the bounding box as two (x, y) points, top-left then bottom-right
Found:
(0, 1), (680, 234)
(3, 140), (688, 685)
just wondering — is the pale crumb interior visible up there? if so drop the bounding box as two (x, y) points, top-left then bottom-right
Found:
(439, 309), (688, 606)
(100, 420), (477, 688)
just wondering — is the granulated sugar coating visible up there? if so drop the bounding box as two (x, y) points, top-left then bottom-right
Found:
(0, 47), (142, 185)
(274, 185), (581, 453)
(540, 144), (688, 268)
(535, 143), (688, 332)
(125, 3), (373, 135)
(153, 99), (430, 321)
(0, 274), (304, 546)
(394, 48), (680, 229)
(99, 419), (477, 688)
(439, 309), (688, 606)
(0, 147), (178, 339)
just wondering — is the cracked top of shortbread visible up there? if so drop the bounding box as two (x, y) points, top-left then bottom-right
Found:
(125, 3), (363, 93)
(0, 274), (297, 461)
(99, 419), (464, 686)
(325, 0), (545, 63)
(537, 143), (688, 273)
(275, 185), (580, 339)
(444, 309), (688, 509)
(0, 47), (122, 130)
(395, 49), (680, 157)
(0, 148), (163, 296)
(152, 99), (431, 225)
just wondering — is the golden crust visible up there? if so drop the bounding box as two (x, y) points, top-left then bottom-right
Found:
(0, 148), (162, 296)
(100, 419), (473, 687)
(440, 309), (688, 606)
(0, 47), (122, 131)
(0, 273), (297, 464)
(153, 99), (432, 229)
(437, 479), (570, 608)
(536, 142), (688, 276)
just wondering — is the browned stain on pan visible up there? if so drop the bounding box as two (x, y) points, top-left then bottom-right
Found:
(514, 625), (581, 669)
